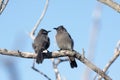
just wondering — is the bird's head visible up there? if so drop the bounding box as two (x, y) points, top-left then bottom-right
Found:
(53, 25), (67, 32)
(39, 29), (51, 35)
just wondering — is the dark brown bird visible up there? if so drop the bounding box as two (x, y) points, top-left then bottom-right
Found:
(54, 25), (77, 68)
(32, 29), (50, 64)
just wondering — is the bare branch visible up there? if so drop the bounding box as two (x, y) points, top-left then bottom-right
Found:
(0, 0), (9, 15)
(98, 40), (120, 80)
(51, 58), (69, 80)
(29, 0), (49, 40)
(32, 67), (51, 80)
(0, 48), (112, 80)
(114, 40), (120, 53)
(51, 59), (62, 80)
(98, 0), (120, 13)
(98, 51), (120, 80)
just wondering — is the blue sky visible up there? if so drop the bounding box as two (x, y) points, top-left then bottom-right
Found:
(0, 0), (120, 80)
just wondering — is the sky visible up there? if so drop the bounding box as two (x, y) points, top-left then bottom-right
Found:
(0, 0), (120, 80)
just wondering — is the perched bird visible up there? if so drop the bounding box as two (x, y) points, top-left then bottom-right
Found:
(32, 29), (50, 64)
(54, 25), (77, 68)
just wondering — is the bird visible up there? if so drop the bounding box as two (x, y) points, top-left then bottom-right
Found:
(32, 29), (50, 64)
(53, 25), (77, 68)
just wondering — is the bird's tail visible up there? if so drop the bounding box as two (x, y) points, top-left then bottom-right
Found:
(36, 50), (44, 64)
(69, 57), (77, 68)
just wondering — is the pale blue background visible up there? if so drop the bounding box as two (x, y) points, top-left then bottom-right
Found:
(0, 0), (120, 80)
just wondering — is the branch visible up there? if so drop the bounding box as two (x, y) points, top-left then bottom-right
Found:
(0, 48), (112, 80)
(51, 58), (69, 80)
(98, 40), (120, 80)
(0, 0), (9, 15)
(98, 0), (120, 13)
(29, 0), (49, 40)
(51, 59), (62, 80)
(98, 51), (120, 80)
(32, 67), (51, 80)
(114, 40), (120, 52)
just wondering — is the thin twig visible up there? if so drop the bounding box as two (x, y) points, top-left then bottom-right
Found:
(98, 40), (120, 80)
(97, 51), (120, 80)
(81, 48), (85, 59)
(32, 59), (36, 68)
(114, 40), (120, 53)
(32, 66), (51, 80)
(29, 0), (49, 40)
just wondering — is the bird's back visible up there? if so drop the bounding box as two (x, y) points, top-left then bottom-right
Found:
(56, 31), (73, 50)
(33, 34), (50, 53)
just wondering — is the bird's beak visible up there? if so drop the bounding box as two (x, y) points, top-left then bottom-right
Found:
(53, 28), (57, 30)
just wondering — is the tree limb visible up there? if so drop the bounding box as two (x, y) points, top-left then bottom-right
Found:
(98, 0), (120, 13)
(0, 48), (112, 80)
